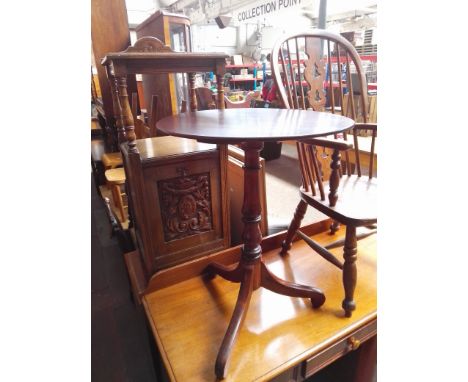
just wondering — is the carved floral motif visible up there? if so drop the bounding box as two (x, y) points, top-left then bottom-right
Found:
(158, 171), (213, 242)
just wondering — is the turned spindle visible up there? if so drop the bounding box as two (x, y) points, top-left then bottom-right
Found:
(239, 142), (263, 260)
(328, 148), (341, 207)
(216, 73), (225, 109)
(188, 72), (198, 112)
(342, 226), (357, 317)
(107, 70), (126, 146)
(115, 76), (137, 153)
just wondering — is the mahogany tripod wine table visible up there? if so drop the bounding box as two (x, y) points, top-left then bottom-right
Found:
(157, 108), (355, 379)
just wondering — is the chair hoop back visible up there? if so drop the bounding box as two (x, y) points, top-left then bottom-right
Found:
(271, 29), (377, 182)
(271, 29), (368, 121)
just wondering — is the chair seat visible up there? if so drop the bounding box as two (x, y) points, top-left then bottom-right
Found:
(105, 167), (126, 185)
(301, 175), (377, 227)
(102, 152), (123, 169)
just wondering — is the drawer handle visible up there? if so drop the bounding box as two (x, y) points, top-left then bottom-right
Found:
(347, 336), (361, 351)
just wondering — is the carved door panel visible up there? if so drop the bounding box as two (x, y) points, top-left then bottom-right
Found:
(142, 151), (225, 269)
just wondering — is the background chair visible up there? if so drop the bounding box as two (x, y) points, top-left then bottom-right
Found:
(194, 87), (217, 110)
(271, 29), (377, 317)
(104, 93), (150, 223)
(105, 167), (127, 222)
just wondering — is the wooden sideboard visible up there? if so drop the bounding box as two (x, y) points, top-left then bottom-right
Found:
(139, 220), (377, 381)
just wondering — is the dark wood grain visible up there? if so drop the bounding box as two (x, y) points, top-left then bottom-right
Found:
(157, 108), (354, 144)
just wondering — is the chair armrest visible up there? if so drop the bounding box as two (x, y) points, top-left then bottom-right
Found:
(301, 137), (354, 151)
(354, 123), (377, 132)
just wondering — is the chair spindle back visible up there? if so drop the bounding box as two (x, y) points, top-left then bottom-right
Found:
(271, 30), (377, 191)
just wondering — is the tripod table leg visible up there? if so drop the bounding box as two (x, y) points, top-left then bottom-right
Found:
(260, 261), (325, 308)
(215, 265), (254, 379)
(206, 261), (244, 283)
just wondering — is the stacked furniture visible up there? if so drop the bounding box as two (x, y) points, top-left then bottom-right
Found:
(102, 37), (231, 291)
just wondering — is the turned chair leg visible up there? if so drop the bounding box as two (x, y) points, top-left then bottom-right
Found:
(330, 220), (340, 234)
(113, 184), (126, 222)
(280, 199), (308, 255)
(342, 226), (357, 317)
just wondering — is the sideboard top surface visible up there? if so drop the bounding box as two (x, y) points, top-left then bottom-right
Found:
(143, 227), (377, 382)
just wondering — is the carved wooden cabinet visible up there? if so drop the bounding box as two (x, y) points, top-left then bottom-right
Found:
(102, 37), (229, 277)
(121, 136), (229, 271)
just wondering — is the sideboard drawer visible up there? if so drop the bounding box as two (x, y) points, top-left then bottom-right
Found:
(302, 318), (377, 379)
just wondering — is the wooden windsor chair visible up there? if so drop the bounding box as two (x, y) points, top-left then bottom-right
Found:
(272, 29), (377, 317)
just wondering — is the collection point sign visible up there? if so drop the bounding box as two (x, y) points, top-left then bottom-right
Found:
(237, 0), (303, 22)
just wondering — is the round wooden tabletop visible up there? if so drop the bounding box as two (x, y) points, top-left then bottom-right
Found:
(156, 108), (354, 143)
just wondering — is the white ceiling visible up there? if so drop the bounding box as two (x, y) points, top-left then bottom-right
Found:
(125, 0), (158, 25)
(125, 0), (377, 25)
